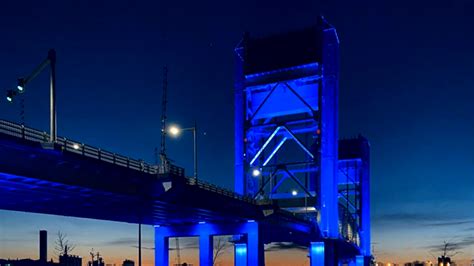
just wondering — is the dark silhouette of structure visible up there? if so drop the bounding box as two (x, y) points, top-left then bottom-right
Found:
(122, 260), (134, 266)
(0, 231), (81, 266)
(39, 230), (47, 263)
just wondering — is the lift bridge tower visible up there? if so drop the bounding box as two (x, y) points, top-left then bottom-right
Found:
(234, 17), (371, 265)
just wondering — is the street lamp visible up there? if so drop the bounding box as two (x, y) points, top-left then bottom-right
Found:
(5, 49), (57, 143)
(168, 122), (198, 179)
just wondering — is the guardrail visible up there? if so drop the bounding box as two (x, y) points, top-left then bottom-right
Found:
(0, 119), (159, 174)
(187, 177), (256, 204)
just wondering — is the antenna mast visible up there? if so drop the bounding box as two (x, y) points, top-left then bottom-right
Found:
(159, 66), (169, 169)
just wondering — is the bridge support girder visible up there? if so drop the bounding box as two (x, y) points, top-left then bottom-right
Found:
(154, 221), (264, 266)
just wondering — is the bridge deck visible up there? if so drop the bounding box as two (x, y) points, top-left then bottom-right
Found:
(0, 120), (320, 246)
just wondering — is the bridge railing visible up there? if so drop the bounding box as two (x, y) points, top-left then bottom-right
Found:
(0, 119), (158, 175)
(187, 178), (256, 204)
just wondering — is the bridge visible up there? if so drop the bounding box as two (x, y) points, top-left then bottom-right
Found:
(0, 17), (370, 266)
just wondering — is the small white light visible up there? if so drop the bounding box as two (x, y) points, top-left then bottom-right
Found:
(17, 85), (24, 92)
(198, 221), (206, 224)
(6, 96), (12, 102)
(73, 143), (80, 150)
(168, 125), (180, 136)
(252, 168), (261, 177)
(291, 190), (298, 196)
(153, 225), (161, 228)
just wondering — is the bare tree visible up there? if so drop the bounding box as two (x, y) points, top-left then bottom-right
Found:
(213, 236), (230, 266)
(54, 231), (76, 258)
(440, 240), (462, 258)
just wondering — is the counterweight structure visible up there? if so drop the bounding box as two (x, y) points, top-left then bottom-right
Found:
(234, 17), (371, 265)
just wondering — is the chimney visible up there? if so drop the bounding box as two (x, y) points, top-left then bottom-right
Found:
(39, 230), (47, 263)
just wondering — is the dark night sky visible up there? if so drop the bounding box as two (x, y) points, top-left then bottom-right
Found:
(1, 0), (474, 263)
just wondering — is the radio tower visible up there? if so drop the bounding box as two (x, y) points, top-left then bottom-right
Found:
(159, 66), (169, 170)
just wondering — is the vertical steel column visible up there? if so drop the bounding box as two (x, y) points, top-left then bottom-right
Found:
(234, 243), (247, 266)
(318, 24), (340, 239)
(154, 228), (169, 266)
(199, 234), (213, 266)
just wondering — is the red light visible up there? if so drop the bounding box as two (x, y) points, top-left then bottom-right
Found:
(316, 129), (321, 135)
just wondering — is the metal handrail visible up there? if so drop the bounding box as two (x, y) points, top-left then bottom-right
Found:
(0, 119), (158, 175)
(186, 178), (257, 204)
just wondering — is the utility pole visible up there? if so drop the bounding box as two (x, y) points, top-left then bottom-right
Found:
(138, 223), (142, 266)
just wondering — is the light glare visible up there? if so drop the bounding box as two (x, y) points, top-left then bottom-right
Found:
(168, 126), (180, 136)
(252, 168), (261, 177)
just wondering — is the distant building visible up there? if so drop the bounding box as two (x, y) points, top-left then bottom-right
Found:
(122, 260), (134, 266)
(59, 254), (81, 266)
(0, 258), (56, 266)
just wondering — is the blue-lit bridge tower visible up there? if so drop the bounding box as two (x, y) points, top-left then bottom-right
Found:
(234, 17), (371, 265)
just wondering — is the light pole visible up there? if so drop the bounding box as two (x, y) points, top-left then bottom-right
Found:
(5, 49), (57, 143)
(168, 121), (198, 179)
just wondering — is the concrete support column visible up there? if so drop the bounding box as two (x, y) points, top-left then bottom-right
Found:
(234, 243), (247, 266)
(154, 228), (168, 266)
(355, 255), (365, 266)
(247, 222), (264, 266)
(310, 242), (325, 266)
(199, 234), (213, 266)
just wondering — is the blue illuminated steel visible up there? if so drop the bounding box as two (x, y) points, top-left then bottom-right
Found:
(262, 136), (287, 166)
(249, 126), (314, 166)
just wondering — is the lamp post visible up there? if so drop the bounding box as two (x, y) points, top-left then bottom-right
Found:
(5, 49), (57, 143)
(168, 121), (198, 179)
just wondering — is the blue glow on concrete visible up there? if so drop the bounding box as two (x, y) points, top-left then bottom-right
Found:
(198, 221), (206, 224)
(311, 242), (324, 254)
(235, 244), (247, 255)
(154, 229), (169, 266)
(310, 242), (324, 266)
(234, 243), (247, 266)
(199, 235), (213, 266)
(356, 255), (364, 266)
